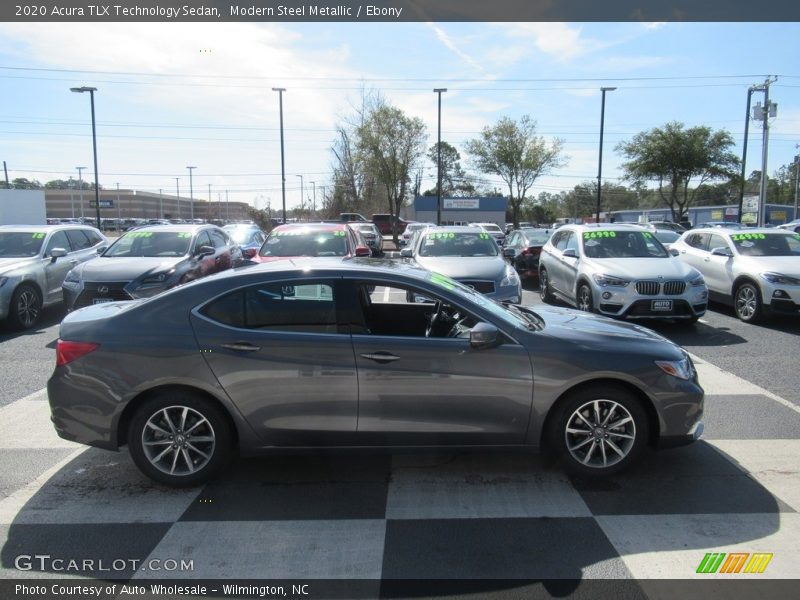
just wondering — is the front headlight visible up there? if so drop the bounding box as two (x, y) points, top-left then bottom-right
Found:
(64, 269), (81, 284)
(500, 265), (520, 287)
(592, 273), (630, 287)
(655, 357), (694, 381)
(760, 272), (800, 285)
(138, 270), (175, 286)
(690, 275), (706, 287)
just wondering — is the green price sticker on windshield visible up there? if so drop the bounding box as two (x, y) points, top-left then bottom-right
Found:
(333, 231), (346, 237)
(731, 233), (766, 241)
(430, 233), (455, 240)
(429, 272), (455, 290)
(128, 231), (153, 238)
(31, 233), (46, 239)
(642, 232), (653, 239)
(177, 233), (192, 238)
(479, 233), (490, 240)
(583, 231), (616, 239)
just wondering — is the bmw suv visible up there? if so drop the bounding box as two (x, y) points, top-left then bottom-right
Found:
(538, 224), (708, 322)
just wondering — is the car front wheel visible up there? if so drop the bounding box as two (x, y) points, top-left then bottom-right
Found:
(576, 283), (594, 313)
(128, 391), (233, 487)
(551, 385), (649, 477)
(9, 284), (42, 330)
(734, 282), (763, 323)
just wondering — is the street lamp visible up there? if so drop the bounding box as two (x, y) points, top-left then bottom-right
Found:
(296, 174), (304, 215)
(310, 181), (316, 219)
(174, 177), (181, 220)
(76, 166), (87, 220)
(186, 166), (196, 221)
(434, 88), (447, 225)
(70, 86), (101, 228)
(273, 87), (287, 224)
(596, 86), (616, 224)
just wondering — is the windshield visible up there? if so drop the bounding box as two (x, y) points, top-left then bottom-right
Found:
(730, 232), (800, 257)
(654, 230), (680, 243)
(354, 224), (375, 233)
(520, 229), (552, 244)
(105, 231), (192, 257)
(0, 232), (46, 257)
(582, 230), (668, 258)
(418, 232), (499, 257)
(480, 224), (502, 233)
(226, 229), (258, 244)
(260, 229), (348, 257)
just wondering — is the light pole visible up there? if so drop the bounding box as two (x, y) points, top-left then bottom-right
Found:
(310, 180), (316, 219)
(225, 190), (229, 222)
(737, 86), (757, 224)
(174, 178), (180, 220)
(208, 183), (212, 222)
(116, 182), (121, 225)
(793, 147), (799, 221)
(596, 86), (616, 224)
(296, 174), (304, 216)
(76, 166), (87, 220)
(70, 87), (101, 228)
(434, 88), (447, 225)
(68, 176), (75, 218)
(159, 189), (163, 219)
(273, 87), (287, 224)
(186, 166), (196, 221)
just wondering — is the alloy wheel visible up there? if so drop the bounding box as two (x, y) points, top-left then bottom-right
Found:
(16, 288), (41, 328)
(141, 405), (216, 477)
(564, 399), (636, 469)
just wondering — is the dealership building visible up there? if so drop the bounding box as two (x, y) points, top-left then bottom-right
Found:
(404, 196), (508, 227)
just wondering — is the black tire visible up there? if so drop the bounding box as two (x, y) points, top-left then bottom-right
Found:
(576, 282), (595, 313)
(733, 282), (763, 323)
(8, 284), (42, 330)
(549, 385), (649, 477)
(539, 268), (554, 303)
(128, 391), (234, 487)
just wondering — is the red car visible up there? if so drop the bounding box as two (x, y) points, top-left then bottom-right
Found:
(372, 214), (408, 236)
(253, 222), (370, 262)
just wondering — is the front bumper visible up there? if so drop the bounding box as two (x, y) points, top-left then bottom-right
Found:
(592, 281), (708, 320)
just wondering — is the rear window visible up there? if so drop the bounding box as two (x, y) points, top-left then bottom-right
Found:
(260, 229), (348, 257)
(418, 232), (499, 257)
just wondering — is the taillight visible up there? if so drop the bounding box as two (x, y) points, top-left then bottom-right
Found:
(56, 340), (99, 367)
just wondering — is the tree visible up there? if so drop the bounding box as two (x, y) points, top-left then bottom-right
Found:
(356, 102), (427, 243)
(616, 121), (740, 223)
(11, 177), (42, 189)
(465, 116), (566, 228)
(423, 141), (476, 197)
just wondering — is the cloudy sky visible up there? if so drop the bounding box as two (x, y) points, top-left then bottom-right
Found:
(0, 21), (798, 211)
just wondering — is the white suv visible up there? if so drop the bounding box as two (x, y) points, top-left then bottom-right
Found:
(538, 224), (707, 322)
(672, 228), (800, 323)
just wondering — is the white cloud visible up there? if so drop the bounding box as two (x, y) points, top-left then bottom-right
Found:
(496, 23), (592, 62)
(426, 23), (483, 72)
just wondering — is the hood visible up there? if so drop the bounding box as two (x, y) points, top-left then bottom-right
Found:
(585, 257), (697, 280)
(737, 255), (800, 277)
(533, 304), (682, 357)
(0, 256), (37, 275)
(76, 256), (187, 282)
(415, 256), (507, 280)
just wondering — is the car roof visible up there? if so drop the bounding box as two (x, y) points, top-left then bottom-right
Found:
(272, 222), (348, 232)
(0, 224), (98, 232)
(420, 226), (484, 233)
(563, 223), (649, 232)
(122, 224), (208, 233)
(688, 227), (789, 236)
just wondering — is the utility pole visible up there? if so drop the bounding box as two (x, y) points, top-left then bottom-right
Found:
(159, 189), (163, 219)
(434, 88), (447, 225)
(2, 161), (8, 188)
(116, 182), (121, 224)
(225, 189), (229, 221)
(273, 87), (287, 224)
(175, 178), (180, 220)
(737, 86), (756, 224)
(186, 166), (196, 221)
(596, 87), (616, 224)
(310, 181), (316, 219)
(794, 145), (799, 221)
(76, 166), (87, 220)
(754, 76), (778, 227)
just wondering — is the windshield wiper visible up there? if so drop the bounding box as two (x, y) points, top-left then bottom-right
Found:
(501, 301), (542, 330)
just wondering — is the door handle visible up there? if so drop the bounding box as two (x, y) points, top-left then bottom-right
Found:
(704, 257), (710, 262)
(221, 342), (261, 352)
(360, 352), (401, 364)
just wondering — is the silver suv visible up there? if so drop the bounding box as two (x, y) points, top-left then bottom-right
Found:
(538, 224), (707, 322)
(0, 224), (109, 329)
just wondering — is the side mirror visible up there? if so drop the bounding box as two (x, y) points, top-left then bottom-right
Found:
(669, 247), (680, 257)
(470, 322), (500, 349)
(49, 248), (68, 259)
(195, 245), (215, 257)
(502, 248), (516, 258)
(562, 248), (578, 259)
(354, 246), (371, 257)
(400, 248), (413, 258)
(710, 247), (732, 257)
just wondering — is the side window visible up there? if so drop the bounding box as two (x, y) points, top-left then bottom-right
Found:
(553, 232), (568, 250)
(194, 231), (212, 252)
(708, 234), (729, 252)
(209, 229), (228, 248)
(83, 229), (104, 246)
(686, 233), (709, 250)
(507, 232), (518, 247)
(65, 229), (92, 251)
(201, 282), (337, 334)
(44, 231), (70, 256)
(564, 232), (579, 253)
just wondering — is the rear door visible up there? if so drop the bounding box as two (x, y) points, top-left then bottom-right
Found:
(703, 233), (735, 295)
(43, 230), (76, 304)
(191, 278), (358, 446)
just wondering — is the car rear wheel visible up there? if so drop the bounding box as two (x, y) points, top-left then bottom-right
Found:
(128, 391), (233, 487)
(734, 282), (763, 323)
(576, 283), (594, 313)
(539, 268), (553, 303)
(8, 284), (42, 330)
(550, 385), (648, 477)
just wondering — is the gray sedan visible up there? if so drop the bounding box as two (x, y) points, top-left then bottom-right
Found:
(48, 259), (704, 487)
(402, 226), (521, 303)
